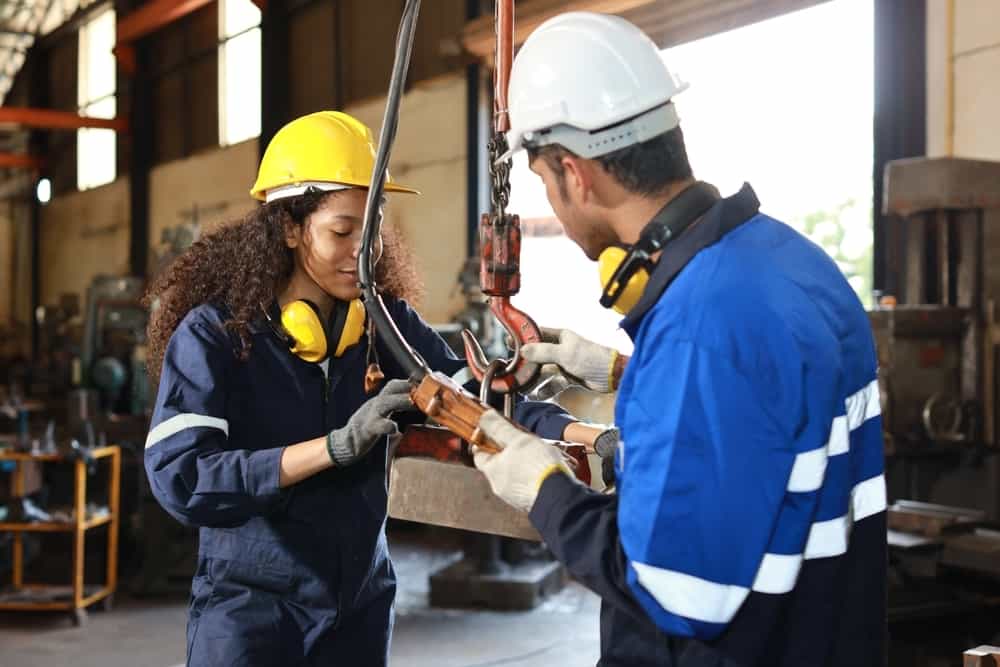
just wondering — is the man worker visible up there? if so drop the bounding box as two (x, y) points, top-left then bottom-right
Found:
(472, 12), (887, 667)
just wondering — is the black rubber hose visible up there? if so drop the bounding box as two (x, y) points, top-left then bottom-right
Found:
(358, 0), (427, 381)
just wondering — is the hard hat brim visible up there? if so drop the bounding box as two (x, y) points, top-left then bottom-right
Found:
(251, 180), (420, 202)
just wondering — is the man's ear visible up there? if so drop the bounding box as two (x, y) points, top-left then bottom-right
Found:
(561, 154), (594, 204)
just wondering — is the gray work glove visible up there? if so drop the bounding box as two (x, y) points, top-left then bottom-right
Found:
(326, 379), (414, 467)
(521, 328), (620, 393)
(593, 426), (620, 489)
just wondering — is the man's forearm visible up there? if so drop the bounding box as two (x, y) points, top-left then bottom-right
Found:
(529, 472), (646, 620)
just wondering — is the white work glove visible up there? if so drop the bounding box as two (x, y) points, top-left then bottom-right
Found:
(326, 379), (414, 466)
(473, 409), (576, 512)
(521, 328), (620, 393)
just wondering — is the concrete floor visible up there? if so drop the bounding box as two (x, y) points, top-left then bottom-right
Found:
(0, 526), (601, 667)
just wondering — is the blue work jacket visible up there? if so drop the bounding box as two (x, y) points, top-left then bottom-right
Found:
(531, 185), (886, 667)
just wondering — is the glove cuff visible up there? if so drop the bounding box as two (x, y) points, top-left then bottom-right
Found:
(593, 426), (620, 459)
(535, 461), (574, 492)
(326, 431), (349, 467)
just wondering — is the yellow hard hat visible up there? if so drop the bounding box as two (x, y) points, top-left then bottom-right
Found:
(250, 111), (419, 202)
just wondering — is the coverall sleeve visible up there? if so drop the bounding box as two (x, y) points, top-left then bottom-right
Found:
(144, 318), (285, 528)
(385, 298), (574, 440)
(530, 474), (649, 621)
(531, 337), (798, 641)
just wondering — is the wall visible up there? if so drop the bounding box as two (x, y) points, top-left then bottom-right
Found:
(148, 137), (259, 276)
(26, 67), (468, 330)
(927, 0), (1000, 159)
(39, 179), (130, 307)
(346, 73), (469, 324)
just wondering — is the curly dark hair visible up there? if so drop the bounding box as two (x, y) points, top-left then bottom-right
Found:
(145, 190), (423, 376)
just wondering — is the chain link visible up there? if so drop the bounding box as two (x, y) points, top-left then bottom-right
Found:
(487, 132), (512, 220)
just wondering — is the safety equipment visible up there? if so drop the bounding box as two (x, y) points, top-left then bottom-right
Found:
(521, 328), (620, 394)
(250, 111), (420, 202)
(598, 181), (720, 314)
(598, 247), (649, 316)
(472, 409), (577, 512)
(326, 379), (415, 466)
(265, 299), (366, 363)
(501, 12), (688, 161)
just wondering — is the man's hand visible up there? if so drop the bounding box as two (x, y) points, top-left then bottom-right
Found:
(473, 409), (576, 512)
(326, 379), (414, 466)
(521, 328), (622, 393)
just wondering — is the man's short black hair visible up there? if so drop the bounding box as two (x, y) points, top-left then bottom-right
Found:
(527, 126), (693, 200)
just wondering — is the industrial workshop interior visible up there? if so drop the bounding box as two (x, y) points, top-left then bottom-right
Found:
(1, 0), (999, 665)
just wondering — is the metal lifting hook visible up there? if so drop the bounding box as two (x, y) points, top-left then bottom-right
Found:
(462, 297), (541, 393)
(461, 0), (541, 395)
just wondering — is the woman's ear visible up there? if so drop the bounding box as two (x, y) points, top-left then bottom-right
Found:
(284, 220), (301, 249)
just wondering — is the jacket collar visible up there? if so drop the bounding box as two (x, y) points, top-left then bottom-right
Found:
(620, 183), (761, 333)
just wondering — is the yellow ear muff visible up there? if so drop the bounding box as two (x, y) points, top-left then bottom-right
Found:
(598, 246), (650, 315)
(280, 299), (367, 362)
(332, 298), (366, 357)
(281, 300), (329, 363)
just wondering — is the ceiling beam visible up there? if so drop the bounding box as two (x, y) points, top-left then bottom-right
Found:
(0, 152), (43, 170)
(0, 106), (129, 132)
(114, 0), (213, 73)
(461, 0), (655, 60)
(116, 0), (213, 44)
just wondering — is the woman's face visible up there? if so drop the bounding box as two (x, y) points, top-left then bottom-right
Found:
(286, 189), (369, 301)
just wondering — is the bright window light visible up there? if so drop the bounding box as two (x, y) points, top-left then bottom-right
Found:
(36, 178), (51, 204)
(77, 9), (116, 191)
(510, 0), (875, 351)
(219, 0), (261, 146)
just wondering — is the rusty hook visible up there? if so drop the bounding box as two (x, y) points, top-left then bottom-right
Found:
(462, 296), (542, 394)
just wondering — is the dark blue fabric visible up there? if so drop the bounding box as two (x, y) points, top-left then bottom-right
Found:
(146, 296), (573, 665)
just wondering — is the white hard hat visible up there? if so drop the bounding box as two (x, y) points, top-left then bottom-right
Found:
(502, 12), (688, 161)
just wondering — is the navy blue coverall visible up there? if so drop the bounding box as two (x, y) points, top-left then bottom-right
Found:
(144, 296), (572, 666)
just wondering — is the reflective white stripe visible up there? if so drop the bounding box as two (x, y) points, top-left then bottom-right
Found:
(786, 380), (880, 494)
(804, 514), (850, 559)
(145, 413), (229, 449)
(852, 474), (887, 521)
(635, 476), (888, 616)
(632, 382), (886, 619)
(787, 447), (828, 492)
(751, 552), (803, 594)
(846, 379), (881, 430)
(631, 562), (749, 624)
(450, 366), (474, 387)
(827, 415), (850, 456)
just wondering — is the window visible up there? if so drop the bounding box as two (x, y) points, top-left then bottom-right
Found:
(663, 0), (874, 305)
(77, 9), (116, 191)
(509, 0), (874, 351)
(219, 0), (261, 146)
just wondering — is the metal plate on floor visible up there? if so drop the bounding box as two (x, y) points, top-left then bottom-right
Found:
(388, 457), (541, 541)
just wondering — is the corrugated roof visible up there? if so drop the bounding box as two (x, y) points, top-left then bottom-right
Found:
(0, 0), (103, 105)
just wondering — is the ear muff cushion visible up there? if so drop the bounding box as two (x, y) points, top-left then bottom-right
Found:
(598, 246), (650, 315)
(281, 300), (328, 362)
(330, 299), (366, 358)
